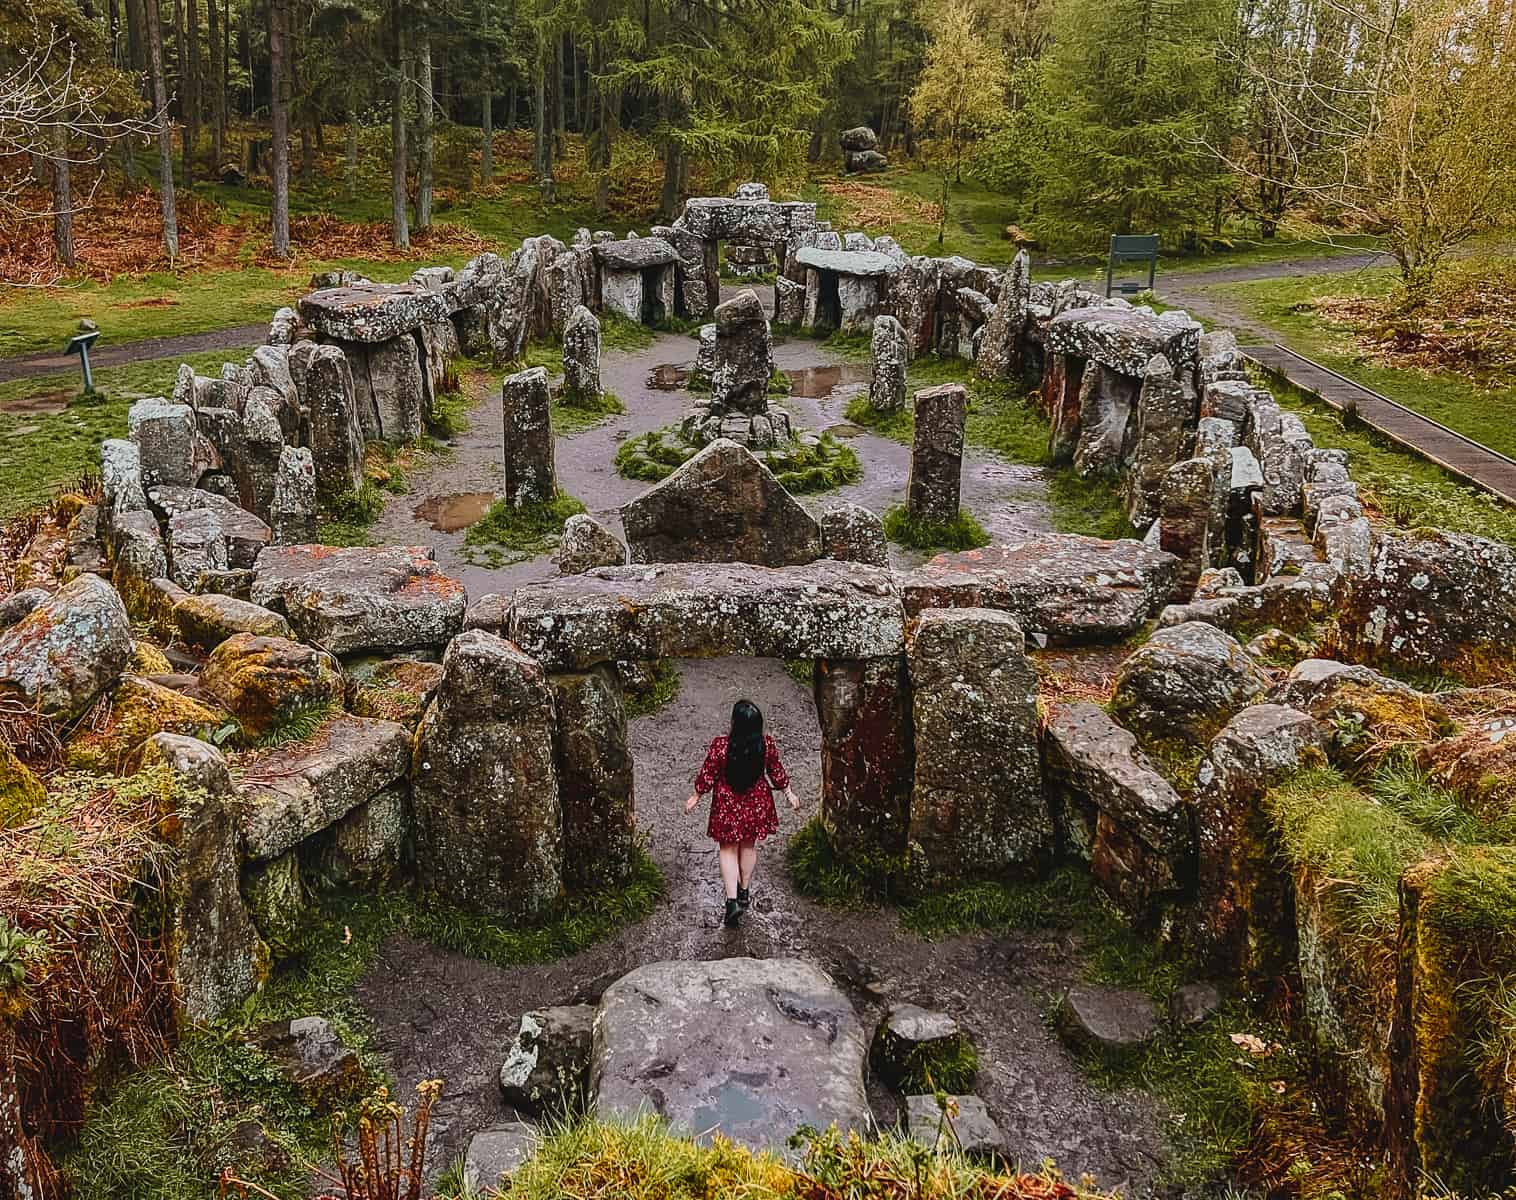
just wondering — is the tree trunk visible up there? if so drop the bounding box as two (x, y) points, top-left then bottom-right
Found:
(416, 27), (434, 231)
(481, 89), (494, 183)
(109, 0), (121, 66)
(175, 0), (187, 126)
(660, 137), (682, 218)
(207, 0), (222, 164)
(391, 0), (410, 247)
(345, 84), (359, 198)
(506, 84), (516, 130)
(533, 45), (549, 184)
(125, 0), (144, 71)
(51, 122), (75, 267)
(184, 0), (200, 183)
(269, 0), (290, 257)
(145, 0), (180, 261)
(552, 35), (564, 159)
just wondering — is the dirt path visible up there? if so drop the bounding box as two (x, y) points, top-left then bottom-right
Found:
(0, 323), (267, 384)
(354, 324), (1172, 1195)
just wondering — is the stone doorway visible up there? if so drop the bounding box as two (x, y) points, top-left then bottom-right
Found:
(812, 269), (843, 333)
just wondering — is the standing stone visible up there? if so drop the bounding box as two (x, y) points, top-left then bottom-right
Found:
(561, 305), (602, 406)
(868, 315), (907, 413)
(302, 344), (366, 499)
(907, 383), (967, 525)
(815, 656), (914, 861)
(129, 398), (208, 487)
(1158, 454), (1225, 592)
(551, 667), (636, 889)
(819, 501), (889, 567)
(891, 257), (940, 357)
(1072, 364), (1138, 477)
(412, 630), (562, 917)
(710, 289), (773, 415)
(908, 608), (1046, 879)
(270, 446), (317, 545)
(362, 335), (426, 442)
(554, 514), (627, 575)
(1125, 355), (1193, 528)
(502, 366), (557, 507)
(976, 249), (1030, 380)
(773, 276), (804, 327)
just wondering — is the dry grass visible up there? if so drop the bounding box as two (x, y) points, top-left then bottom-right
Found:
(821, 179), (941, 230)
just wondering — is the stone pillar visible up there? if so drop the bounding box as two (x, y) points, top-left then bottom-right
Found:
(270, 446), (317, 545)
(711, 289), (772, 415)
(1044, 354), (1084, 464)
(1124, 354), (1192, 528)
(303, 344), (366, 499)
(562, 305), (603, 406)
(907, 608), (1047, 880)
(502, 365), (557, 506)
(413, 630), (563, 917)
(975, 249), (1030, 381)
(868, 315), (907, 413)
(551, 665), (636, 889)
(1158, 451), (1229, 593)
(815, 656), (914, 861)
(906, 382), (967, 525)
(774, 276), (804, 327)
(1071, 363), (1138, 478)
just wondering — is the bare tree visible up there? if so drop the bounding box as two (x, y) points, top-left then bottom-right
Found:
(144, 0), (179, 261)
(391, 0), (410, 247)
(269, 0), (291, 257)
(185, 0), (201, 183)
(416, 2), (434, 232)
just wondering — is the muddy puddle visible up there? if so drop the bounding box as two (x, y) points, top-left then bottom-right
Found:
(822, 422), (865, 439)
(412, 492), (495, 533)
(784, 362), (871, 398)
(646, 363), (692, 391)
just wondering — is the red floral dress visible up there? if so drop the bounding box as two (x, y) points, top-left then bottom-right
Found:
(694, 734), (790, 844)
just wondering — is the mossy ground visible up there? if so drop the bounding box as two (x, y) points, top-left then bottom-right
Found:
(554, 388), (627, 434)
(881, 503), (990, 552)
(462, 491), (588, 567)
(623, 660), (682, 720)
(614, 428), (861, 495)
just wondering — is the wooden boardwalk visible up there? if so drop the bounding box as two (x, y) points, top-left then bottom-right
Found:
(1246, 343), (1516, 506)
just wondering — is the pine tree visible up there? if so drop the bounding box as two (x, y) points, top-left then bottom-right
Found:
(1027, 0), (1233, 251)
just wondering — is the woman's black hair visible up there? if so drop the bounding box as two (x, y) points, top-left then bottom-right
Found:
(724, 699), (765, 792)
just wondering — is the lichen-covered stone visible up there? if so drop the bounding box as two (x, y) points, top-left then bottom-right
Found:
(510, 560), (903, 670)
(350, 657), (444, 727)
(238, 712), (411, 861)
(561, 305), (602, 405)
(553, 514), (627, 575)
(1111, 621), (1270, 744)
(299, 344), (366, 499)
(252, 1016), (366, 1108)
(622, 439), (821, 568)
(66, 674), (227, 772)
(975, 250), (1030, 381)
(908, 609), (1046, 878)
(129, 398), (208, 488)
(901, 535), (1178, 641)
(319, 786), (409, 885)
(816, 655), (914, 862)
(173, 593), (293, 649)
(907, 382), (967, 524)
(499, 1004), (595, 1115)
(201, 633), (343, 737)
(710, 290), (773, 415)
(1043, 701), (1189, 925)
(251, 544), (467, 654)
(269, 446), (317, 545)
(0, 573), (132, 719)
(1045, 306), (1200, 379)
(591, 958), (871, 1151)
(412, 631), (562, 917)
(1071, 363), (1139, 478)
(773, 276), (804, 326)
(242, 851), (308, 956)
(551, 667), (636, 889)
(1124, 355), (1192, 527)
(868, 315), (907, 412)
(502, 365), (557, 507)
(298, 283), (449, 343)
(819, 501), (888, 567)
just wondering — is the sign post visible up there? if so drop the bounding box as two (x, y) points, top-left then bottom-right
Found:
(63, 330), (100, 395)
(1105, 235), (1159, 298)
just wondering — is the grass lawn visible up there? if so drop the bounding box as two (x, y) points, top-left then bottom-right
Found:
(1207, 266), (1516, 462)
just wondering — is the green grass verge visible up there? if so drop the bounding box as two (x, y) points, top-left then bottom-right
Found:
(881, 503), (990, 552)
(614, 429), (861, 495)
(65, 849), (663, 1200)
(554, 388), (627, 435)
(462, 490), (587, 566)
(623, 660), (682, 720)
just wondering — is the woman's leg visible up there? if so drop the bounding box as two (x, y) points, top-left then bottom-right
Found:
(739, 841), (758, 888)
(717, 842), (741, 900)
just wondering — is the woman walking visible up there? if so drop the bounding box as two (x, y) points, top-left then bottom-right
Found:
(686, 699), (800, 928)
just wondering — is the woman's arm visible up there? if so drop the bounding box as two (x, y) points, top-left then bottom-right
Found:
(766, 738), (801, 811)
(686, 740), (721, 812)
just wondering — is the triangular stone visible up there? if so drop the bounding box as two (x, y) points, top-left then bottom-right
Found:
(621, 438), (821, 566)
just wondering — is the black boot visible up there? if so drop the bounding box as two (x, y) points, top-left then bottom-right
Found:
(724, 898), (741, 928)
(736, 885), (751, 912)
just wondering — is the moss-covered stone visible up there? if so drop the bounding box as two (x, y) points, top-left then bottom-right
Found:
(0, 740), (45, 829)
(350, 658), (443, 728)
(201, 633), (344, 738)
(127, 640), (174, 675)
(65, 675), (228, 773)
(242, 852), (309, 959)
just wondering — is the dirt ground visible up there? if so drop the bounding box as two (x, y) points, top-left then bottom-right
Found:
(354, 297), (1172, 1195)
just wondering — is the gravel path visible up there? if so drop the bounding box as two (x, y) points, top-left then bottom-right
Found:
(0, 323), (267, 384)
(353, 316), (1172, 1196)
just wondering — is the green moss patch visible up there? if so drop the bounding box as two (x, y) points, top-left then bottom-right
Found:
(462, 491), (587, 567)
(881, 503), (990, 552)
(614, 429), (861, 495)
(623, 660), (681, 720)
(554, 388), (627, 434)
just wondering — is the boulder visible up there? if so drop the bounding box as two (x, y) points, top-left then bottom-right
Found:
(107, 509), (170, 592)
(253, 1016), (365, 1108)
(622, 439), (821, 568)
(139, 733), (267, 1023)
(0, 574), (132, 719)
(464, 1126), (538, 1192)
(200, 633), (344, 737)
(66, 675), (225, 770)
(1335, 530), (1516, 683)
(0, 589), (49, 631)
(561, 305), (602, 406)
(149, 486), (272, 570)
(1267, 658), (1453, 756)
(551, 667), (636, 888)
(1042, 701), (1189, 924)
(251, 544), (467, 654)
(509, 560), (903, 670)
(270, 446), (317, 545)
(905, 1094), (1003, 1158)
(298, 283), (448, 343)
(591, 958), (871, 1151)
(872, 1004), (972, 1092)
(901, 535), (1178, 641)
(868, 315), (908, 412)
(243, 852), (308, 955)
(844, 149), (889, 173)
(1111, 621), (1269, 744)
(412, 631), (562, 917)
(908, 609), (1046, 878)
(591, 236), (679, 272)
(554, 513), (627, 575)
(1169, 982), (1224, 1030)
(238, 713), (412, 861)
(231, 395), (286, 523)
(710, 290), (773, 415)
(1056, 986), (1159, 1060)
(129, 398), (209, 488)
(819, 501), (888, 567)
(173, 593), (293, 649)
(1156, 453), (1227, 593)
(166, 507), (230, 590)
(317, 786), (408, 885)
(839, 125), (879, 152)
(299, 344), (366, 499)
(907, 383), (967, 524)
(502, 365), (557, 507)
(499, 1005), (596, 1115)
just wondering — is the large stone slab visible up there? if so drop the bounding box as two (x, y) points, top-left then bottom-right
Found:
(592, 236), (679, 271)
(901, 535), (1178, 641)
(251, 544), (467, 654)
(551, 667), (636, 888)
(591, 958), (871, 1151)
(1045, 305), (1201, 378)
(621, 439), (821, 567)
(793, 246), (897, 277)
(236, 713), (412, 861)
(298, 284), (449, 343)
(508, 561), (903, 670)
